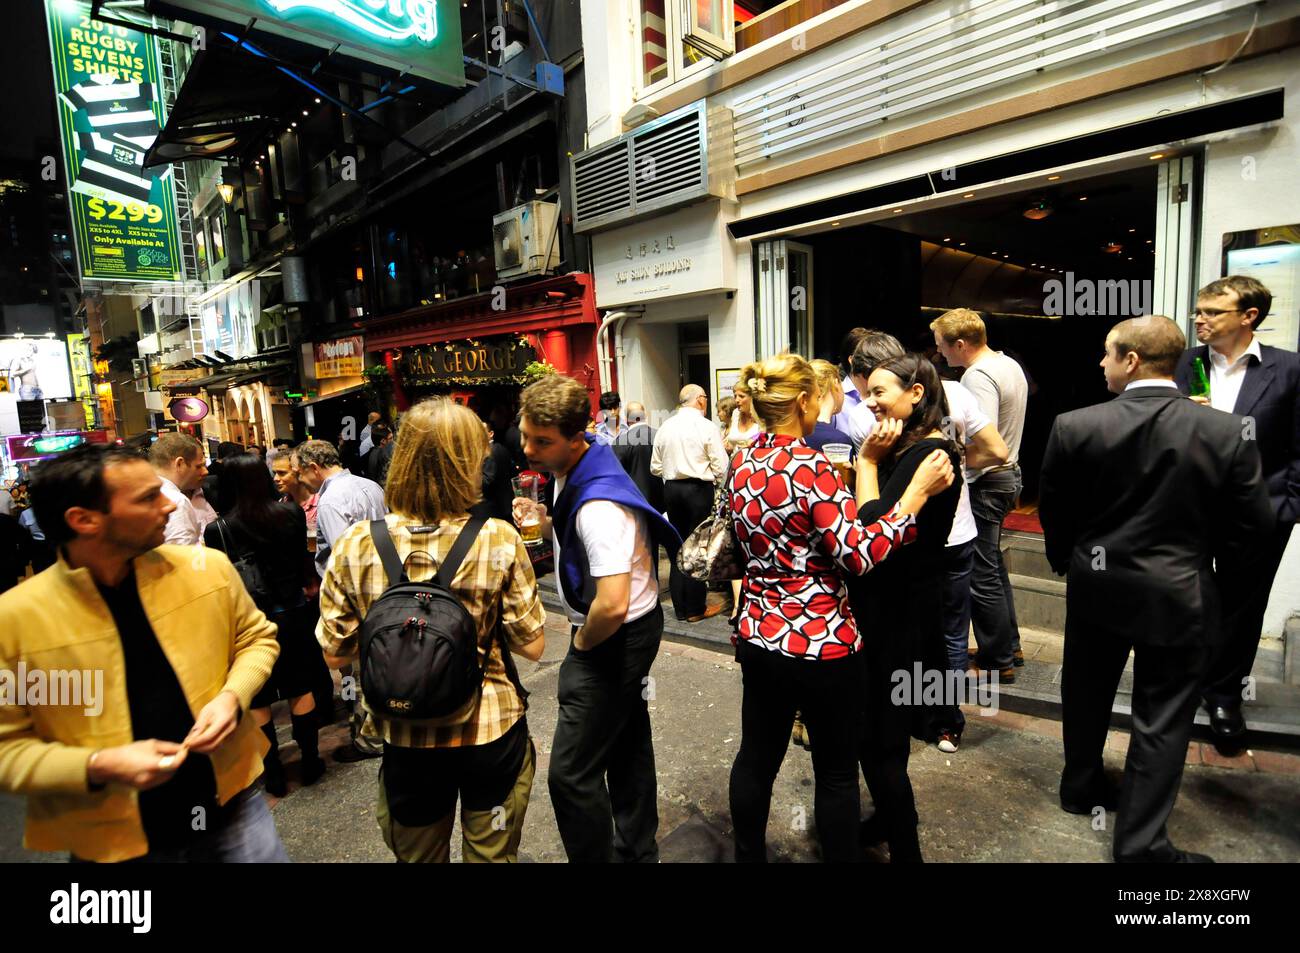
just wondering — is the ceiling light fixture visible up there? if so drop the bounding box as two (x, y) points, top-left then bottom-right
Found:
(1149, 153), (1165, 160)
(1047, 174), (1061, 181)
(963, 193), (974, 198)
(1023, 198), (1053, 220)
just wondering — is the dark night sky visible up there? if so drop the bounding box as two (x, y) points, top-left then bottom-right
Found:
(2, 0), (59, 162)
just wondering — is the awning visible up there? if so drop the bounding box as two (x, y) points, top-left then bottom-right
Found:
(143, 45), (309, 166)
(363, 274), (599, 351)
(165, 363), (291, 394)
(299, 384), (367, 406)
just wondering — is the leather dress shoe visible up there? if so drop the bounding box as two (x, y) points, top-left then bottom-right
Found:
(1209, 704), (1246, 740)
(1060, 787), (1119, 815)
(687, 604), (725, 623)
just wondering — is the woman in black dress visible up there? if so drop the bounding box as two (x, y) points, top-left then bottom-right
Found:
(204, 455), (330, 796)
(848, 354), (962, 863)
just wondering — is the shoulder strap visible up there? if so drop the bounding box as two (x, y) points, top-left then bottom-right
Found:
(369, 518), (407, 587)
(436, 514), (488, 588)
(496, 623), (530, 710)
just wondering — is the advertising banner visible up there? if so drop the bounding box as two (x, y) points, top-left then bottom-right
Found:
(66, 332), (97, 428)
(46, 1), (184, 283)
(1, 339), (74, 436)
(314, 335), (365, 379)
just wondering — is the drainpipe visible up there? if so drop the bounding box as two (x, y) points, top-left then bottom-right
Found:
(612, 308), (642, 397)
(597, 309), (641, 392)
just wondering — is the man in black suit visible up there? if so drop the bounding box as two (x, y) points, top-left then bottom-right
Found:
(1040, 316), (1273, 863)
(1174, 276), (1300, 750)
(611, 402), (663, 511)
(613, 402), (664, 568)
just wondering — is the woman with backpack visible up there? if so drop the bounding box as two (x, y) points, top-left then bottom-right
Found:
(317, 397), (547, 863)
(203, 454), (329, 797)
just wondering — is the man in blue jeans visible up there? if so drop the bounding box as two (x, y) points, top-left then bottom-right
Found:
(933, 309), (1029, 682)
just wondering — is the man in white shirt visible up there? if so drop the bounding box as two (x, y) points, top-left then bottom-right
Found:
(932, 309), (1029, 680)
(831, 326), (869, 436)
(356, 411), (382, 457)
(148, 432), (208, 546)
(651, 384), (728, 623)
(513, 374), (678, 862)
(1174, 276), (1300, 749)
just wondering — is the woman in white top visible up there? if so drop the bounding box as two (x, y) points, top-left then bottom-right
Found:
(725, 382), (765, 453)
(723, 382), (765, 627)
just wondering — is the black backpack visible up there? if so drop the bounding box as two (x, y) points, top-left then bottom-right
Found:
(360, 516), (529, 720)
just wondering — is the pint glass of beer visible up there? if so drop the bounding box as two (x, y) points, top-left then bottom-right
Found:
(512, 473), (544, 547)
(822, 443), (854, 486)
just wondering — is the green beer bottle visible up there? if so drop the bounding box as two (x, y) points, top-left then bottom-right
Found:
(1189, 356), (1211, 399)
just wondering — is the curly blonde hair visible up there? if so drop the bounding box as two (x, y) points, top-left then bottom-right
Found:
(737, 352), (816, 429)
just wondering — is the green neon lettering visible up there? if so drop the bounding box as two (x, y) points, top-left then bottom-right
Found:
(264, 0), (438, 45)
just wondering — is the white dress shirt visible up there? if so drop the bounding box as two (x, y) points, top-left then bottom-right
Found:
(651, 406), (729, 483)
(158, 475), (203, 546)
(1124, 379), (1180, 391)
(1207, 337), (1262, 414)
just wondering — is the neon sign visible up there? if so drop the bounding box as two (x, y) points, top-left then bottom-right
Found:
(264, 0), (438, 44)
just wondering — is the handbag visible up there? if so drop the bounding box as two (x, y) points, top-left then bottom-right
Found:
(676, 460), (745, 583)
(214, 519), (274, 610)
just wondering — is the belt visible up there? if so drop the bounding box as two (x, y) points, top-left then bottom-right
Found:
(981, 462), (1020, 474)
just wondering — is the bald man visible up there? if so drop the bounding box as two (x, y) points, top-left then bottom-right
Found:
(651, 385), (728, 622)
(1040, 315), (1273, 862)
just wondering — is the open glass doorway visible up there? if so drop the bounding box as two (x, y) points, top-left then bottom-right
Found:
(754, 239), (814, 358)
(785, 157), (1198, 525)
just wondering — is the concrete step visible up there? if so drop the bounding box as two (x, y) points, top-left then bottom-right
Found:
(1008, 572), (1067, 633)
(1003, 532), (1056, 581)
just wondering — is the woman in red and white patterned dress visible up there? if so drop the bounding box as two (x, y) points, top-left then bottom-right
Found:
(728, 352), (954, 863)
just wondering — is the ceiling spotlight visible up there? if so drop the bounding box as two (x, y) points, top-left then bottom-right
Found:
(1023, 198), (1053, 220)
(303, 110), (309, 116)
(1047, 174), (1061, 181)
(314, 98), (321, 103)
(1128, 228), (1136, 233)
(963, 193), (975, 198)
(893, 208), (903, 213)
(292, 122), (298, 127)
(831, 221), (841, 227)
(943, 237), (952, 242)
(1078, 195), (1088, 201)
(959, 242), (967, 247)
(1149, 153), (1165, 160)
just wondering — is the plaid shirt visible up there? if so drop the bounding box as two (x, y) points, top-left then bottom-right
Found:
(317, 513), (545, 748)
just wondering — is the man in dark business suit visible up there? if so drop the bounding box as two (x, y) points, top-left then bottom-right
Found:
(1040, 316), (1273, 863)
(611, 402), (663, 511)
(1174, 276), (1300, 750)
(612, 402), (664, 568)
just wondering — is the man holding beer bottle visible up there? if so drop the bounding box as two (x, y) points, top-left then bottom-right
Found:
(1175, 276), (1300, 752)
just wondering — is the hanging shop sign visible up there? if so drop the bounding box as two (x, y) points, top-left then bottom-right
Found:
(45, 2), (184, 283)
(397, 338), (537, 386)
(147, 0), (466, 89)
(315, 334), (365, 379)
(168, 396), (210, 422)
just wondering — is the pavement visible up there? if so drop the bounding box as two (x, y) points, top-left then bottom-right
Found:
(3, 609), (1299, 863)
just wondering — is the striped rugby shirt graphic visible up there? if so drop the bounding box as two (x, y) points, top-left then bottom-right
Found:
(61, 75), (161, 207)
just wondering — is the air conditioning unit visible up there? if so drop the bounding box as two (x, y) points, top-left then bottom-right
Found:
(493, 201), (560, 280)
(570, 100), (735, 234)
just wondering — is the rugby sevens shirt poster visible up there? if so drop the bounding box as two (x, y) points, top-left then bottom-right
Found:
(46, 1), (184, 283)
